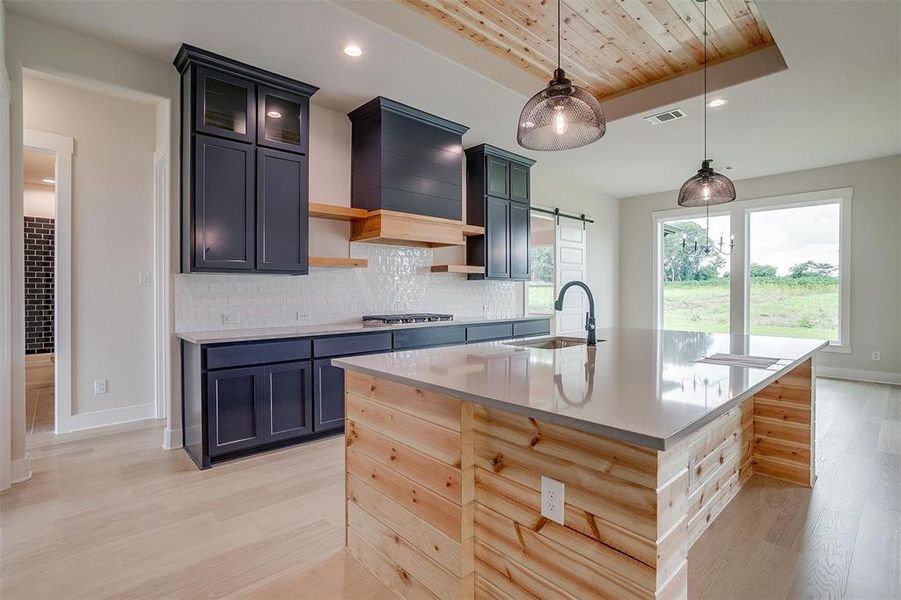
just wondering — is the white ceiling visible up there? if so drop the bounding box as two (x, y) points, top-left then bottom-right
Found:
(7, 0), (899, 199)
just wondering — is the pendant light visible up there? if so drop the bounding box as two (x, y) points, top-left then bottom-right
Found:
(677, 0), (735, 207)
(517, 0), (606, 151)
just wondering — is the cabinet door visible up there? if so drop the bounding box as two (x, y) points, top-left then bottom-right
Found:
(313, 358), (345, 433)
(256, 148), (309, 273)
(510, 202), (531, 280)
(485, 197), (510, 279)
(206, 366), (263, 456)
(194, 67), (255, 143)
(486, 156), (510, 199)
(510, 163), (530, 203)
(263, 361), (313, 442)
(257, 86), (310, 154)
(194, 135), (255, 270)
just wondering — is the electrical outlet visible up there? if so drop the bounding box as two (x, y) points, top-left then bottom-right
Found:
(137, 271), (151, 287)
(540, 475), (565, 525)
(295, 312), (309, 323)
(94, 379), (108, 394)
(222, 314), (239, 326)
(872, 351), (881, 361)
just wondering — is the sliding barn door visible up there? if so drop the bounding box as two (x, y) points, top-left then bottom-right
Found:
(555, 220), (587, 336)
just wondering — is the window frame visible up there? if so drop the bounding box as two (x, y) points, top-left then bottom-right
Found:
(652, 206), (734, 332)
(523, 211), (557, 318)
(651, 187), (852, 352)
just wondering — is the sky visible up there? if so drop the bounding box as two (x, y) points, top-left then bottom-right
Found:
(674, 203), (841, 276)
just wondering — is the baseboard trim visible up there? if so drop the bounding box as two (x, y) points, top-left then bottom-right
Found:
(11, 455), (32, 484)
(163, 427), (183, 450)
(68, 403), (157, 432)
(818, 367), (901, 385)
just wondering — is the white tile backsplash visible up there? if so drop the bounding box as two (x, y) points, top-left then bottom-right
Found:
(175, 244), (518, 332)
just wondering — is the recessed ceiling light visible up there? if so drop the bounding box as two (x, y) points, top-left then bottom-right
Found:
(266, 110), (282, 119)
(42, 178), (55, 184)
(707, 98), (728, 108)
(342, 44), (363, 57)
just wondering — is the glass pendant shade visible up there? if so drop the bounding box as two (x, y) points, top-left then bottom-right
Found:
(518, 69), (606, 151)
(677, 160), (736, 207)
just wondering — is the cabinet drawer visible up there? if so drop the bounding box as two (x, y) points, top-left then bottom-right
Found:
(513, 320), (550, 338)
(466, 323), (514, 342)
(393, 326), (466, 350)
(206, 339), (311, 370)
(313, 332), (392, 358)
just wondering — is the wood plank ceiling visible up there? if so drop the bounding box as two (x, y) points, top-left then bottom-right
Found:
(400, 0), (774, 100)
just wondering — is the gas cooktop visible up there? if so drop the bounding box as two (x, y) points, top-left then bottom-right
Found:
(362, 313), (454, 325)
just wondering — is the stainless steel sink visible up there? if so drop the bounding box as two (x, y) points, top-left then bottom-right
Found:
(504, 336), (594, 349)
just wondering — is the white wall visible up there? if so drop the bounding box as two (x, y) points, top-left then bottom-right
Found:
(531, 168), (620, 329)
(6, 13), (177, 465)
(619, 155), (901, 380)
(24, 74), (157, 414)
(0, 0), (14, 489)
(23, 182), (53, 218)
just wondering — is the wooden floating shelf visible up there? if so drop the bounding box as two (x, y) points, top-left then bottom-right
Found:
(351, 209), (466, 248)
(308, 256), (368, 269)
(309, 202), (369, 221)
(310, 203), (474, 248)
(430, 264), (485, 274)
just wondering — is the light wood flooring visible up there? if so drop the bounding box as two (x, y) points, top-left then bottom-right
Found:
(24, 386), (54, 435)
(1, 378), (899, 599)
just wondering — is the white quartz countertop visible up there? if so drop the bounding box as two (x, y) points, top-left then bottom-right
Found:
(333, 327), (828, 450)
(176, 316), (545, 345)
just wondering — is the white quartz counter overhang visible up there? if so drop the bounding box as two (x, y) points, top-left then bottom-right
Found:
(333, 327), (828, 450)
(175, 316), (544, 345)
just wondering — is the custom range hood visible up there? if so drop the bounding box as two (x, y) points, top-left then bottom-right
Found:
(347, 97), (472, 247)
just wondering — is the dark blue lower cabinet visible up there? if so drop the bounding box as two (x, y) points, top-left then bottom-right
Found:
(206, 366), (265, 457)
(313, 358), (345, 433)
(264, 361), (313, 442)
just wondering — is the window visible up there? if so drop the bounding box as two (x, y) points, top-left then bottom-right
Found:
(527, 214), (555, 316)
(653, 188), (851, 350)
(660, 215), (731, 333)
(748, 201), (843, 343)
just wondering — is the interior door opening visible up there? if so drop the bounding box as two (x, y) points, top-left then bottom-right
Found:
(22, 147), (57, 436)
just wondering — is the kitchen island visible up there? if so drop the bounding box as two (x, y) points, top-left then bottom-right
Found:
(333, 327), (826, 599)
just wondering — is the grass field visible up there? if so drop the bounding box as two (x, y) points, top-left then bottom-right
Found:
(664, 277), (839, 340)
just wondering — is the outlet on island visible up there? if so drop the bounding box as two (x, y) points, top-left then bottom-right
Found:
(540, 475), (565, 525)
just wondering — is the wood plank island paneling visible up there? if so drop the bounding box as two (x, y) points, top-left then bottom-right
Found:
(344, 359), (815, 599)
(398, 0), (775, 100)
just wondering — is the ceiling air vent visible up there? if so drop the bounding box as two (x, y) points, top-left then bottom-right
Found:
(643, 108), (686, 125)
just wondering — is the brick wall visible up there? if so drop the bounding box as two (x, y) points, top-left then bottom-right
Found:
(24, 216), (55, 354)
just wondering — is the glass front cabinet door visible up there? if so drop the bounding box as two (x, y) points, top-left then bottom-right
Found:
(194, 67), (256, 143)
(257, 86), (310, 154)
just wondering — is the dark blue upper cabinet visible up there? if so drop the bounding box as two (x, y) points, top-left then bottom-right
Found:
(193, 135), (255, 271)
(194, 67), (256, 143)
(256, 148), (309, 273)
(510, 162), (530, 203)
(465, 144), (536, 281)
(175, 44), (318, 274)
(485, 196), (510, 279)
(510, 202), (531, 280)
(256, 85), (309, 154)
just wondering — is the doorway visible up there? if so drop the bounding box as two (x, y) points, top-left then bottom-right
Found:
(22, 147), (57, 435)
